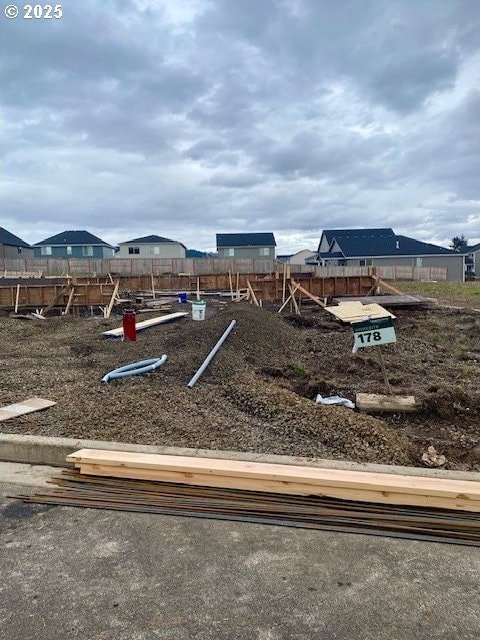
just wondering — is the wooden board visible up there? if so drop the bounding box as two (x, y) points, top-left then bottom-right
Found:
(0, 397), (56, 421)
(101, 312), (188, 338)
(356, 394), (416, 412)
(325, 301), (395, 323)
(332, 295), (432, 307)
(67, 450), (480, 506)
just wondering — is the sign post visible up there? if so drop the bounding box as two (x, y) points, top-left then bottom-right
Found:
(352, 317), (396, 394)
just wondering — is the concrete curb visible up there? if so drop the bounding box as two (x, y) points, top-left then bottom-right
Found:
(1, 433), (479, 480)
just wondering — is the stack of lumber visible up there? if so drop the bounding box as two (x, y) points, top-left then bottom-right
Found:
(13, 455), (480, 545)
(65, 450), (480, 513)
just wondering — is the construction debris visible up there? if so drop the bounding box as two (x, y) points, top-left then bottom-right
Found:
(315, 394), (355, 409)
(325, 301), (395, 323)
(422, 446), (447, 468)
(0, 397), (56, 421)
(356, 393), (416, 413)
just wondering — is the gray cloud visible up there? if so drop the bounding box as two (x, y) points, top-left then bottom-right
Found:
(1, 0), (479, 251)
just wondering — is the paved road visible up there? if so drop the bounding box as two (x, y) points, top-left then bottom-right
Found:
(1, 464), (479, 640)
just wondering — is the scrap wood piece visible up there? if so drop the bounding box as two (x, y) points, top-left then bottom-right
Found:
(290, 279), (326, 308)
(104, 281), (120, 319)
(43, 284), (71, 315)
(278, 283), (300, 313)
(101, 312), (188, 338)
(63, 287), (75, 315)
(288, 283), (301, 315)
(356, 393), (416, 413)
(0, 397), (56, 421)
(374, 276), (406, 296)
(14, 283), (21, 313)
(246, 281), (259, 306)
(66, 449), (480, 511)
(325, 301), (395, 323)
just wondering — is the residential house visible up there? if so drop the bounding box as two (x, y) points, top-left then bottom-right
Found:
(465, 242), (480, 277)
(216, 233), (276, 259)
(314, 228), (465, 282)
(116, 235), (186, 259)
(277, 249), (316, 265)
(33, 230), (115, 259)
(0, 227), (33, 259)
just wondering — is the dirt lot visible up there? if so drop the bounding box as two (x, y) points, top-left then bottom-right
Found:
(1, 299), (479, 470)
(399, 280), (480, 308)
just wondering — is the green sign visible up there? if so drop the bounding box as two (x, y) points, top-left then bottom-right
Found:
(352, 316), (396, 349)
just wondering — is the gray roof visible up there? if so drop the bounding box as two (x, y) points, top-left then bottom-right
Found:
(0, 226), (30, 248)
(34, 230), (113, 248)
(216, 232), (276, 248)
(332, 233), (457, 257)
(466, 242), (480, 252)
(120, 234), (186, 248)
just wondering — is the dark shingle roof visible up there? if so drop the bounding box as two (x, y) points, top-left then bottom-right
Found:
(466, 242), (480, 252)
(34, 230), (113, 248)
(323, 228), (394, 247)
(120, 234), (185, 248)
(318, 251), (344, 259)
(333, 234), (457, 257)
(216, 233), (276, 248)
(0, 227), (31, 248)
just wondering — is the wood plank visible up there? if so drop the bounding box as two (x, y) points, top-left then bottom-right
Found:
(103, 281), (120, 319)
(101, 312), (188, 338)
(67, 450), (480, 502)
(356, 393), (416, 413)
(290, 279), (326, 307)
(75, 463), (480, 512)
(0, 397), (56, 421)
(246, 281), (259, 306)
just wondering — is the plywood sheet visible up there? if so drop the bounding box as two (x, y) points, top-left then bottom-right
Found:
(325, 301), (395, 323)
(0, 397), (56, 421)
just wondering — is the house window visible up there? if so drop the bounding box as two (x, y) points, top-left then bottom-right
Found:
(128, 247), (140, 255)
(82, 246), (94, 257)
(260, 247), (270, 257)
(152, 246), (161, 255)
(17, 247), (22, 254)
(66, 246), (72, 255)
(227, 248), (234, 257)
(41, 246), (52, 256)
(415, 258), (423, 267)
(359, 259), (373, 266)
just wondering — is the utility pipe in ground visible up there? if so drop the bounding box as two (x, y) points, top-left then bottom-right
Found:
(102, 355), (168, 383)
(187, 320), (236, 388)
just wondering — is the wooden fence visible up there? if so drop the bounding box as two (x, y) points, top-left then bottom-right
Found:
(0, 257), (446, 281)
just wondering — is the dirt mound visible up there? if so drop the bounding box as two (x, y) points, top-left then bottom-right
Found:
(161, 303), (299, 382)
(226, 372), (413, 465)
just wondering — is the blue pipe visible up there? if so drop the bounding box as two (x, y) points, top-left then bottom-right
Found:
(101, 355), (168, 383)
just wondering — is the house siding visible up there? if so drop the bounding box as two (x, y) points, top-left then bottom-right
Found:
(33, 245), (114, 259)
(0, 243), (34, 259)
(116, 243), (186, 259)
(218, 246), (275, 259)
(342, 255), (464, 282)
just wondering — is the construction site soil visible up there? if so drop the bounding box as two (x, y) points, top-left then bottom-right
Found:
(1, 301), (479, 470)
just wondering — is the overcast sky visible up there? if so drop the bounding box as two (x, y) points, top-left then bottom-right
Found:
(1, 0), (479, 252)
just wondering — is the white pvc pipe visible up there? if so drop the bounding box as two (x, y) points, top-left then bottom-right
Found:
(102, 355), (168, 383)
(187, 320), (236, 388)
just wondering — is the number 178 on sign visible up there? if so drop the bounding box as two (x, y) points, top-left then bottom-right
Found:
(352, 317), (396, 349)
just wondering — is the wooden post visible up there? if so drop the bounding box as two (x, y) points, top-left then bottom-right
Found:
(63, 287), (75, 315)
(246, 281), (259, 306)
(14, 283), (20, 313)
(377, 346), (392, 394)
(151, 274), (156, 300)
(104, 281), (120, 319)
(289, 284), (300, 315)
(196, 277), (200, 301)
(235, 272), (239, 300)
(282, 262), (287, 304)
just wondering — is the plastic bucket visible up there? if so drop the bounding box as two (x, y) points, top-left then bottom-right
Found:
(177, 292), (188, 303)
(192, 300), (206, 321)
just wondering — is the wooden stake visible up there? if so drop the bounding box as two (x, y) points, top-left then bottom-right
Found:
(246, 281), (259, 306)
(104, 281), (120, 319)
(63, 287), (75, 315)
(278, 283), (299, 313)
(375, 276), (406, 296)
(108, 272), (114, 284)
(289, 284), (300, 315)
(151, 274), (156, 300)
(235, 272), (239, 300)
(14, 283), (20, 313)
(290, 279), (326, 308)
(282, 263), (287, 304)
(377, 346), (392, 394)
(43, 284), (71, 316)
(196, 277), (201, 301)
(228, 271), (234, 301)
